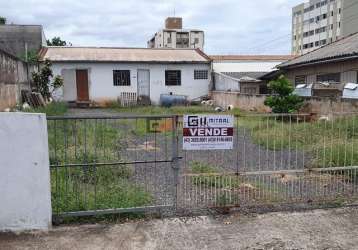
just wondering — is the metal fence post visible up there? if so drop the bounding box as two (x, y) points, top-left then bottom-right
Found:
(171, 115), (180, 211)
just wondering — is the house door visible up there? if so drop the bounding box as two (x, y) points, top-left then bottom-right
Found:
(137, 69), (150, 104)
(76, 69), (89, 101)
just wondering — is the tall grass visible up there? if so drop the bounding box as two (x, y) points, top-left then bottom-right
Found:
(109, 104), (243, 116)
(48, 118), (152, 214)
(25, 102), (68, 116)
(239, 115), (358, 168)
(52, 167), (152, 214)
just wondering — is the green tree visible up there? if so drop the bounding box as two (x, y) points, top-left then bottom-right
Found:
(20, 49), (39, 64)
(0, 16), (6, 24)
(32, 59), (63, 100)
(46, 37), (70, 46)
(264, 75), (304, 113)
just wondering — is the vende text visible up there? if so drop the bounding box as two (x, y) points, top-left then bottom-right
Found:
(183, 128), (234, 137)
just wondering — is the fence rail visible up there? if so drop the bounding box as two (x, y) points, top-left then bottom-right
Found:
(47, 113), (358, 218)
(48, 115), (178, 218)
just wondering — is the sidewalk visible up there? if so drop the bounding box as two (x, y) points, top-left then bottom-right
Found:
(1, 207), (358, 250)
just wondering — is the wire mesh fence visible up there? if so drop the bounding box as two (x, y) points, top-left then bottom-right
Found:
(178, 167), (358, 210)
(47, 112), (358, 217)
(47, 115), (178, 217)
(177, 113), (358, 211)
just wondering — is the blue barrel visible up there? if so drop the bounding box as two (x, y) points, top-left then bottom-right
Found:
(160, 94), (188, 107)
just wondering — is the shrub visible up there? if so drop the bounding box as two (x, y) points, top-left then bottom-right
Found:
(264, 75), (303, 113)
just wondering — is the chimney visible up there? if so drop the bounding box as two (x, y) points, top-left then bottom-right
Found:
(165, 17), (182, 29)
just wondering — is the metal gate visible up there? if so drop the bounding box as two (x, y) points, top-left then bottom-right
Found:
(48, 113), (358, 218)
(47, 115), (179, 218)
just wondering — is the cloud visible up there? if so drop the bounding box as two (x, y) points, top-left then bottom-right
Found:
(1, 0), (303, 54)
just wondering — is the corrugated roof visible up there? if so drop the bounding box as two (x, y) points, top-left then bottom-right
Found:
(222, 72), (269, 80)
(210, 55), (294, 61)
(39, 47), (211, 63)
(279, 32), (358, 68)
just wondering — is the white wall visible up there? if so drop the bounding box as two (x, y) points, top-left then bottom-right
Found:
(214, 72), (240, 92)
(0, 113), (51, 231)
(212, 61), (282, 73)
(51, 62), (211, 105)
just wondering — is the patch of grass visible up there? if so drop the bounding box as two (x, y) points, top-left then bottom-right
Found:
(48, 119), (123, 165)
(48, 118), (153, 215)
(25, 101), (68, 116)
(190, 161), (241, 188)
(239, 115), (358, 168)
(51, 166), (152, 214)
(110, 105), (216, 115)
(110, 104), (243, 116)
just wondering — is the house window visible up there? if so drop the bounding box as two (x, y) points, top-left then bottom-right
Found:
(165, 70), (181, 86)
(295, 75), (306, 85)
(317, 73), (341, 83)
(194, 70), (208, 80)
(113, 70), (130, 86)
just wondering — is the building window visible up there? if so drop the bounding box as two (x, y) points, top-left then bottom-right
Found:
(176, 32), (189, 48)
(113, 70), (130, 86)
(295, 75), (306, 85)
(165, 70), (181, 86)
(194, 70), (208, 80)
(317, 73), (341, 83)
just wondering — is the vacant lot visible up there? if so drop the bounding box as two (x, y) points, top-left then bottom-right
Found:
(28, 103), (358, 215)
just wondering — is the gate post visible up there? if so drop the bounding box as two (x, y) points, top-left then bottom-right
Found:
(171, 115), (180, 211)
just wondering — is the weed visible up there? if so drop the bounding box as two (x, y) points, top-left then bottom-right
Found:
(190, 161), (241, 188)
(25, 101), (68, 116)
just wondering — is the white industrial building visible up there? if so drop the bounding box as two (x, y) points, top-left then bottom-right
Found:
(211, 55), (293, 94)
(39, 47), (211, 105)
(210, 55), (293, 73)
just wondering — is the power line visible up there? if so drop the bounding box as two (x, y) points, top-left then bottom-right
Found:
(244, 33), (291, 51)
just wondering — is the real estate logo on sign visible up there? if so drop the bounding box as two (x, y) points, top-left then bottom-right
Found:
(183, 115), (234, 150)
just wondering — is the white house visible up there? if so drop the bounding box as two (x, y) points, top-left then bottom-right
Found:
(39, 47), (212, 105)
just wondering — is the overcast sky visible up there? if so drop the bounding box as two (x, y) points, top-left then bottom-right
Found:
(2, 0), (303, 55)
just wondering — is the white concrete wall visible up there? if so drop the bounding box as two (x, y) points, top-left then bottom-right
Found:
(51, 62), (211, 105)
(212, 61), (281, 73)
(214, 72), (240, 91)
(0, 113), (51, 231)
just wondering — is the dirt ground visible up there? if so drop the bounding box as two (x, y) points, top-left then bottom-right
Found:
(1, 207), (358, 250)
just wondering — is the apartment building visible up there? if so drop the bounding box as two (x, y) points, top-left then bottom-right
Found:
(147, 17), (204, 50)
(292, 0), (358, 55)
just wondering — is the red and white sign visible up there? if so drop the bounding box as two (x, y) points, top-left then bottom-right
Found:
(183, 115), (234, 150)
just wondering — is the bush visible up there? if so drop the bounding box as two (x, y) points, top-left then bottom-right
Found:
(264, 75), (303, 113)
